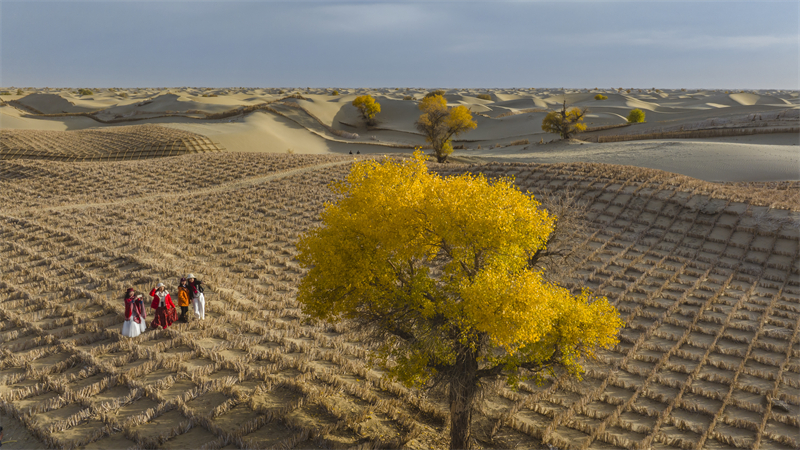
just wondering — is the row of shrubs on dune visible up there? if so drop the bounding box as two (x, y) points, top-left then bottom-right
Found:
(590, 125), (799, 143)
(584, 123), (631, 133)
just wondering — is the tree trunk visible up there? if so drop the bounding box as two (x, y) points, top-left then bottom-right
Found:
(435, 144), (447, 163)
(449, 345), (480, 450)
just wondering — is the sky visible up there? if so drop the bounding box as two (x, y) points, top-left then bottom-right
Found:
(1, 1), (798, 89)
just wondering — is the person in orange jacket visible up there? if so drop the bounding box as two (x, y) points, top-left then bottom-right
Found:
(150, 282), (177, 329)
(177, 277), (192, 322)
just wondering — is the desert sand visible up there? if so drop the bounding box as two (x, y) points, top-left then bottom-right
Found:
(0, 87), (799, 450)
(1, 87), (798, 181)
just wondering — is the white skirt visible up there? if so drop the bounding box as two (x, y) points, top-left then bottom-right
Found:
(122, 319), (142, 338)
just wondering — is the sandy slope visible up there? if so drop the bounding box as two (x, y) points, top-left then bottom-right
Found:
(1, 87), (797, 181)
(461, 138), (800, 182)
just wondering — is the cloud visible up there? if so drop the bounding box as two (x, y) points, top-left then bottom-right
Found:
(568, 30), (797, 51)
(303, 3), (433, 34)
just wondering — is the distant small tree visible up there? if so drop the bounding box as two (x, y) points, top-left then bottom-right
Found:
(415, 95), (476, 163)
(424, 89), (446, 98)
(594, 94), (607, 100)
(296, 152), (623, 450)
(352, 95), (381, 126)
(627, 108), (646, 123)
(541, 100), (588, 139)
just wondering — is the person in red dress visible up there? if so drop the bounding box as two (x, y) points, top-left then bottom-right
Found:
(150, 282), (178, 329)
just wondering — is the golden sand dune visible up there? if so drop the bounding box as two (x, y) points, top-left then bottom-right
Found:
(0, 125), (224, 162)
(2, 87), (797, 183)
(12, 93), (98, 115)
(0, 153), (798, 449)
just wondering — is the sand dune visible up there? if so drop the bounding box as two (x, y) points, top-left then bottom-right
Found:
(470, 138), (800, 182)
(15, 93), (98, 114)
(1, 124), (224, 161)
(1, 87), (797, 182)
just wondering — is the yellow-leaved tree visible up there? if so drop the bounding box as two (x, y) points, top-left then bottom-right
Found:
(541, 100), (588, 139)
(415, 94), (476, 163)
(352, 94), (381, 126)
(296, 152), (623, 450)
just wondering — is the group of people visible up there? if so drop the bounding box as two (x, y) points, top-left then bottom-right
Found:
(121, 274), (206, 338)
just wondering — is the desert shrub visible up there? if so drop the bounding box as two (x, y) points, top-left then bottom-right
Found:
(627, 108), (646, 123)
(496, 108), (546, 118)
(424, 89), (445, 99)
(16, 89), (24, 95)
(331, 90), (340, 96)
(476, 93), (492, 101)
(352, 95), (381, 126)
(330, 129), (359, 139)
(415, 95), (477, 163)
(0, 91), (11, 95)
(78, 88), (94, 96)
(118, 92), (129, 98)
(403, 95), (413, 101)
(594, 94), (608, 100)
(202, 93), (218, 98)
(508, 139), (529, 146)
(626, 89), (632, 93)
(542, 101), (588, 139)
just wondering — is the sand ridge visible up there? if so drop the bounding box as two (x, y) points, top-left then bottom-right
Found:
(1, 87), (797, 182)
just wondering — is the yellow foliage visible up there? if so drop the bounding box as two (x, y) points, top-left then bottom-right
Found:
(447, 105), (477, 132)
(627, 108), (646, 123)
(352, 95), (381, 125)
(416, 95), (476, 163)
(296, 151), (622, 387)
(418, 94), (447, 114)
(541, 103), (587, 140)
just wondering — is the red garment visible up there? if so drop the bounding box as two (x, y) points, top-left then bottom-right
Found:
(150, 289), (175, 309)
(125, 296), (135, 320)
(150, 288), (176, 329)
(151, 306), (178, 329)
(134, 299), (145, 323)
(187, 280), (198, 297)
(124, 297), (146, 323)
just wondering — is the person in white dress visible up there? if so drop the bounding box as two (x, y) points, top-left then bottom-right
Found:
(121, 288), (146, 337)
(187, 274), (206, 320)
